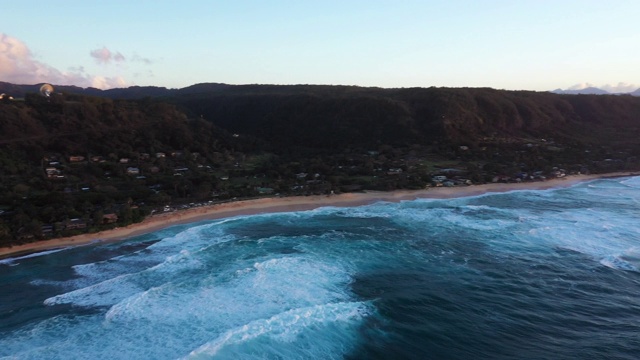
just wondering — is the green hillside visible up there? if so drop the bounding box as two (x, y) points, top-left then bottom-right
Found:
(1, 84), (640, 246)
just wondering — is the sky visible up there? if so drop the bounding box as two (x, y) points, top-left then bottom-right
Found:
(1, 0), (639, 91)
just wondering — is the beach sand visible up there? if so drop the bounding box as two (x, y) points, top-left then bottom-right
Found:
(1, 172), (635, 258)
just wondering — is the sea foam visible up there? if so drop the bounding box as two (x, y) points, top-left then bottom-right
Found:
(182, 301), (371, 359)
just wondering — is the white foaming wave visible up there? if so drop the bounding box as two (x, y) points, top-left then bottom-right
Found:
(104, 255), (354, 331)
(146, 249), (204, 273)
(182, 301), (372, 359)
(600, 247), (640, 271)
(43, 272), (145, 307)
(620, 175), (640, 188)
(61, 225), (236, 294)
(392, 202), (523, 232)
(70, 257), (153, 289)
(104, 283), (169, 322)
(147, 221), (229, 251)
(250, 257), (352, 300)
(325, 203), (393, 219)
(526, 207), (640, 271)
(575, 178), (640, 203)
(67, 227), (241, 310)
(73, 260), (128, 280)
(0, 247), (71, 265)
(45, 248), (207, 308)
(441, 214), (513, 231)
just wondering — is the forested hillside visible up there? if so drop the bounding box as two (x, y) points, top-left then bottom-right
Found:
(1, 84), (640, 246)
(172, 86), (640, 149)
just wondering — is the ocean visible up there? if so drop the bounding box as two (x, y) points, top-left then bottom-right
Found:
(1, 177), (640, 359)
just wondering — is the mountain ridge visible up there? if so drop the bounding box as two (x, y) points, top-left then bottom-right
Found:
(2, 81), (640, 245)
(3, 81), (640, 99)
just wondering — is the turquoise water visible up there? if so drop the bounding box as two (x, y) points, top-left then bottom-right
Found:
(2, 177), (640, 359)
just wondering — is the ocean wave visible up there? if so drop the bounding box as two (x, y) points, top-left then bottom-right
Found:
(0, 247), (72, 266)
(182, 301), (371, 359)
(102, 254), (354, 327)
(45, 249), (207, 308)
(525, 206), (640, 270)
(7, 176), (640, 359)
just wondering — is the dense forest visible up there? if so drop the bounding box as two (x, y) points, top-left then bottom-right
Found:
(1, 83), (640, 246)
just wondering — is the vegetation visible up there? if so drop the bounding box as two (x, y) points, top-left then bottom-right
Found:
(1, 84), (640, 247)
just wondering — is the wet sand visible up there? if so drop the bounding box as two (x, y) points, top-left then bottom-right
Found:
(1, 172), (635, 258)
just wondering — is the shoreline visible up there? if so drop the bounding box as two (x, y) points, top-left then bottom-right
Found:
(1, 172), (636, 259)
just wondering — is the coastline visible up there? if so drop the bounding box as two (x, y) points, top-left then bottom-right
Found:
(1, 172), (635, 259)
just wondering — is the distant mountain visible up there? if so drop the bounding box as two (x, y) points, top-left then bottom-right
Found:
(3, 81), (640, 149)
(4, 81), (639, 100)
(0, 81), (174, 99)
(551, 87), (610, 95)
(0, 81), (232, 100)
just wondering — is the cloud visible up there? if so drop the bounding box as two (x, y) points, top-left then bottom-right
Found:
(91, 75), (127, 89)
(131, 53), (154, 65)
(600, 82), (638, 94)
(90, 46), (125, 64)
(0, 33), (128, 89)
(0, 33), (64, 84)
(567, 83), (596, 90)
(566, 82), (638, 93)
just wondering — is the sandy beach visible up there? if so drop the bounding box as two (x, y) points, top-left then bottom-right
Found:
(1, 172), (636, 258)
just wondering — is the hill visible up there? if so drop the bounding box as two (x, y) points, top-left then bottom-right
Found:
(169, 85), (640, 150)
(551, 87), (610, 95)
(1, 83), (640, 246)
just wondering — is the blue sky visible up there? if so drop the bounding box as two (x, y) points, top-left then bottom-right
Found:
(1, 0), (638, 91)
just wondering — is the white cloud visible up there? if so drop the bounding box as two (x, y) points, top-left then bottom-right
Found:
(0, 33), (66, 84)
(131, 53), (153, 65)
(567, 83), (596, 90)
(0, 33), (128, 89)
(91, 75), (127, 89)
(113, 52), (125, 62)
(565, 82), (638, 93)
(600, 82), (638, 93)
(90, 46), (125, 64)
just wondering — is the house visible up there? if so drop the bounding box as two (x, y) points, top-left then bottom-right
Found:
(45, 167), (61, 178)
(119, 158), (130, 164)
(256, 187), (275, 195)
(69, 155), (85, 162)
(440, 168), (466, 175)
(156, 152), (166, 158)
(126, 167), (140, 175)
(492, 175), (512, 183)
(41, 224), (54, 236)
(66, 218), (87, 230)
(102, 213), (118, 224)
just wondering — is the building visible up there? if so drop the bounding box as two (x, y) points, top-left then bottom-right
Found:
(102, 213), (118, 224)
(66, 219), (87, 230)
